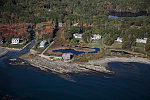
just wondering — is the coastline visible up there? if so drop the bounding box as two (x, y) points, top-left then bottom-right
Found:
(0, 42), (32, 58)
(0, 41), (32, 51)
(88, 56), (150, 67)
(20, 53), (150, 75)
(20, 54), (113, 74)
(0, 47), (8, 57)
(1, 43), (150, 75)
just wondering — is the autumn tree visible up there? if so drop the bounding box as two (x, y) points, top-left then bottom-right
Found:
(145, 38), (150, 57)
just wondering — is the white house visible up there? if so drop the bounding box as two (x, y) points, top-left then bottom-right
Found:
(73, 23), (79, 26)
(73, 34), (82, 39)
(11, 38), (20, 44)
(48, 9), (51, 12)
(136, 38), (147, 44)
(40, 40), (47, 47)
(0, 38), (4, 44)
(58, 23), (64, 27)
(116, 37), (123, 43)
(91, 34), (101, 40)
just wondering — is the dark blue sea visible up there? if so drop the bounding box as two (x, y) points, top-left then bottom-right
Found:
(0, 42), (150, 100)
(0, 59), (150, 100)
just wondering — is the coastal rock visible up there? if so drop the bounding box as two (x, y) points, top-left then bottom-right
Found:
(0, 47), (8, 57)
(9, 58), (29, 66)
(24, 55), (112, 74)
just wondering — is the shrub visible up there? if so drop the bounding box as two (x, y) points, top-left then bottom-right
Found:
(73, 52), (103, 62)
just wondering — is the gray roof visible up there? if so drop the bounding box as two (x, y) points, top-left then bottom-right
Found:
(40, 40), (47, 47)
(62, 53), (72, 60)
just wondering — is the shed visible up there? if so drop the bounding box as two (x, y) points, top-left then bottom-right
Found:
(0, 38), (4, 44)
(62, 53), (73, 60)
(58, 23), (64, 27)
(73, 23), (79, 26)
(40, 40), (47, 47)
(48, 9), (51, 12)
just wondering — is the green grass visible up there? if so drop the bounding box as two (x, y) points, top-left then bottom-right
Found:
(88, 39), (103, 48)
(111, 42), (122, 49)
(136, 43), (145, 48)
(0, 43), (25, 48)
(133, 43), (146, 54)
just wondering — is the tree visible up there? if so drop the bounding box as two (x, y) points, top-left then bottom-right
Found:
(145, 38), (150, 57)
(82, 31), (92, 43)
(71, 38), (79, 45)
(64, 30), (73, 40)
(122, 34), (136, 50)
(103, 33), (115, 46)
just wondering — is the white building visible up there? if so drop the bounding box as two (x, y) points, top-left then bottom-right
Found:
(62, 53), (73, 60)
(73, 34), (82, 39)
(48, 9), (51, 12)
(11, 38), (20, 44)
(91, 34), (101, 40)
(73, 23), (79, 26)
(136, 38), (147, 44)
(0, 39), (4, 44)
(40, 40), (47, 47)
(58, 23), (64, 27)
(116, 37), (123, 43)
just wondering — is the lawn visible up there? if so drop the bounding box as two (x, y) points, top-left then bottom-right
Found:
(134, 43), (146, 54)
(0, 43), (25, 48)
(88, 39), (103, 48)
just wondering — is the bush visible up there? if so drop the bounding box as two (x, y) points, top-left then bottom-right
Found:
(73, 52), (103, 62)
(71, 38), (80, 45)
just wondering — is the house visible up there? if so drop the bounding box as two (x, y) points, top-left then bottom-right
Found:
(91, 34), (101, 40)
(40, 40), (47, 47)
(62, 53), (73, 60)
(11, 38), (20, 44)
(58, 23), (64, 27)
(136, 38), (147, 43)
(48, 9), (51, 12)
(73, 34), (82, 39)
(0, 38), (4, 44)
(73, 23), (79, 26)
(0, 40), (3, 44)
(116, 37), (123, 43)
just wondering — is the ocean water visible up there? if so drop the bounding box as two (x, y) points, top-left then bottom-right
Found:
(0, 42), (150, 100)
(0, 58), (150, 100)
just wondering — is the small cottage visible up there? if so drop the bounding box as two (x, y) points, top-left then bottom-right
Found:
(58, 23), (64, 27)
(40, 40), (47, 48)
(62, 53), (73, 60)
(91, 34), (101, 40)
(11, 38), (20, 44)
(73, 34), (82, 39)
(116, 37), (123, 43)
(0, 38), (4, 44)
(48, 9), (51, 12)
(136, 38), (147, 44)
(73, 23), (79, 26)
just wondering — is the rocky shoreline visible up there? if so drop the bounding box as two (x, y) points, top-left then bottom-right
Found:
(20, 53), (150, 75)
(21, 54), (114, 74)
(88, 57), (150, 66)
(0, 47), (8, 57)
(3, 43), (149, 75)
